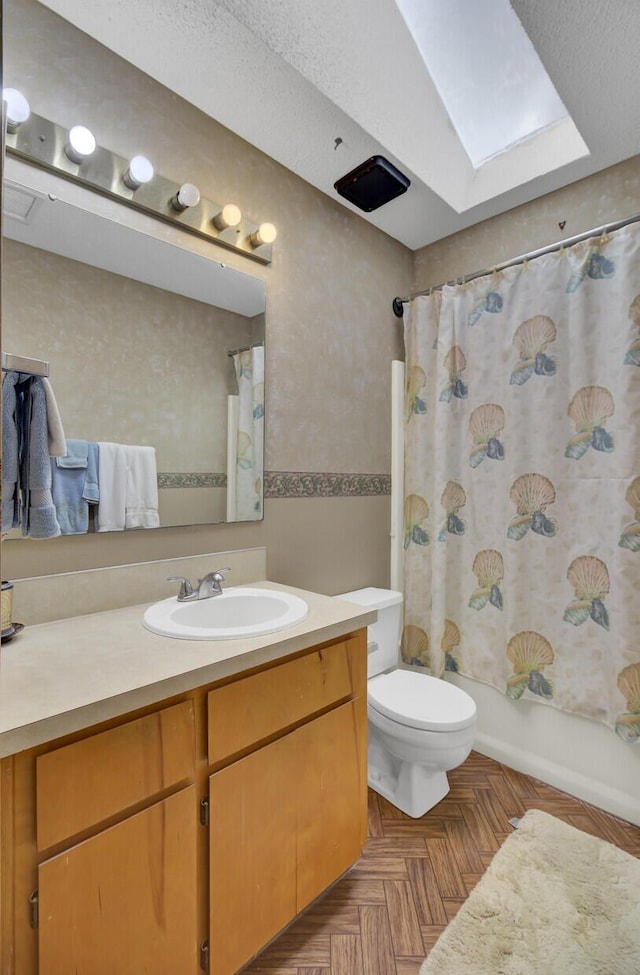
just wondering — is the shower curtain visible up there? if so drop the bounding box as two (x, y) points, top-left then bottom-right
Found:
(232, 346), (264, 520)
(403, 223), (640, 742)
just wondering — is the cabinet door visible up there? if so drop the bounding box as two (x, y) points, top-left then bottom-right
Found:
(209, 734), (297, 975)
(38, 786), (198, 975)
(296, 700), (364, 910)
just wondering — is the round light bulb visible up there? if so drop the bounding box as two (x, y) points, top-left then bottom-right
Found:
(3, 88), (30, 132)
(172, 182), (201, 211)
(122, 154), (154, 190)
(65, 125), (96, 163)
(213, 203), (242, 231)
(251, 222), (277, 247)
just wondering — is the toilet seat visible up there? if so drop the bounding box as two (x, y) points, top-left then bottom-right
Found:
(369, 670), (476, 733)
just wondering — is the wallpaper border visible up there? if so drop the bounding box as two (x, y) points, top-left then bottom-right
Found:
(264, 472), (391, 498)
(158, 473), (227, 488)
(156, 471), (392, 496)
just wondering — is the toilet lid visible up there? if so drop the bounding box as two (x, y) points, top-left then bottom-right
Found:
(368, 670), (476, 732)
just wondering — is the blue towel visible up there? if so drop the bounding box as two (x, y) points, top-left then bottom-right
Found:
(2, 373), (62, 537)
(83, 442), (100, 504)
(51, 460), (87, 534)
(51, 440), (100, 534)
(24, 379), (60, 539)
(56, 439), (88, 469)
(2, 371), (20, 532)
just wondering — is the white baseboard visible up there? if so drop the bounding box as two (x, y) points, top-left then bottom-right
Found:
(475, 730), (640, 828)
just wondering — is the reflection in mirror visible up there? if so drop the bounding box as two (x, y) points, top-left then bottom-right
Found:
(2, 168), (266, 535)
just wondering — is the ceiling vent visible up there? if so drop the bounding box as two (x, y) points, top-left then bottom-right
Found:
(334, 155), (410, 212)
(3, 184), (42, 223)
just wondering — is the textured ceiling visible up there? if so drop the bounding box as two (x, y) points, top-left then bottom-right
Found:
(38, 0), (640, 250)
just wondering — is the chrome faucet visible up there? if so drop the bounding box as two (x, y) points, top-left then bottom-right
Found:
(167, 568), (230, 602)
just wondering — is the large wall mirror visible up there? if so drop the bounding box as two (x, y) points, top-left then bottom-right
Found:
(2, 159), (267, 535)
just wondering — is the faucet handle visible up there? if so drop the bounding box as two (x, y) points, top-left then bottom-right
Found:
(201, 567), (230, 585)
(195, 567), (231, 599)
(200, 567), (230, 585)
(167, 576), (194, 599)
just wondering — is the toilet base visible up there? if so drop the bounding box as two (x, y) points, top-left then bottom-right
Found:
(368, 755), (450, 819)
(365, 681), (476, 818)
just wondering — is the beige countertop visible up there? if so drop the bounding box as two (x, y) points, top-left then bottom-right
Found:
(0, 581), (375, 759)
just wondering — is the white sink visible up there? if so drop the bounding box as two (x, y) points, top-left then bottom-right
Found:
(142, 586), (309, 640)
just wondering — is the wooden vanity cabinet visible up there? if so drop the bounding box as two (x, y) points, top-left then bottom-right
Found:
(0, 629), (367, 975)
(208, 634), (367, 975)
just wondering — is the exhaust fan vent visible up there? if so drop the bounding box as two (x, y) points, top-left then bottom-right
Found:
(3, 184), (42, 223)
(334, 155), (410, 212)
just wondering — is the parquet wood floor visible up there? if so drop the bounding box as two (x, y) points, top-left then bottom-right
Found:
(243, 750), (640, 975)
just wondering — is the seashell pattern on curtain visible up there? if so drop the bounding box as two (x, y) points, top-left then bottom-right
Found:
(403, 223), (640, 741)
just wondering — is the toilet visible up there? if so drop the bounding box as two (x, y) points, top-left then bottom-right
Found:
(336, 587), (477, 818)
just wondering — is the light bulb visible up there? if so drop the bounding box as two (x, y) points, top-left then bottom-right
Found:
(213, 203), (242, 231)
(65, 125), (96, 164)
(171, 182), (200, 212)
(250, 222), (277, 247)
(122, 155), (154, 190)
(3, 88), (30, 133)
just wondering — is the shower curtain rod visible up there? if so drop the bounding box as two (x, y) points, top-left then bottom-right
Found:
(392, 209), (640, 317)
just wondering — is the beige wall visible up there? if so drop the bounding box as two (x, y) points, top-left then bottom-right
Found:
(6, 0), (640, 600)
(413, 155), (640, 291)
(4, 240), (251, 472)
(1, 0), (410, 593)
(4, 1), (640, 823)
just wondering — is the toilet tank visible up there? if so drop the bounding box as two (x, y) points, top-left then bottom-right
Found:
(335, 588), (403, 678)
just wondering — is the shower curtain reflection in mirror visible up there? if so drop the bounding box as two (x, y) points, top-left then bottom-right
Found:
(228, 346), (264, 521)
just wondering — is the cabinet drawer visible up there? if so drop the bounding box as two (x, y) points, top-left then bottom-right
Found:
(36, 701), (195, 851)
(208, 638), (354, 764)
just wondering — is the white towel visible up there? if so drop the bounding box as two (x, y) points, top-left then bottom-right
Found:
(42, 377), (67, 457)
(96, 442), (128, 532)
(125, 445), (160, 529)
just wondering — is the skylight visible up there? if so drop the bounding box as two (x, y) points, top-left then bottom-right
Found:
(394, 0), (570, 169)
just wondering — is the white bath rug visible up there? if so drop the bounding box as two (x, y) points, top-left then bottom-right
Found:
(419, 808), (640, 975)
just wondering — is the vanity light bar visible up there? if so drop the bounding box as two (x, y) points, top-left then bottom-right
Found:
(5, 109), (275, 265)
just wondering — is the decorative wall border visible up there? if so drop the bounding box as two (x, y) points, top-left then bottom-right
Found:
(264, 472), (391, 498)
(157, 471), (392, 497)
(158, 473), (227, 489)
